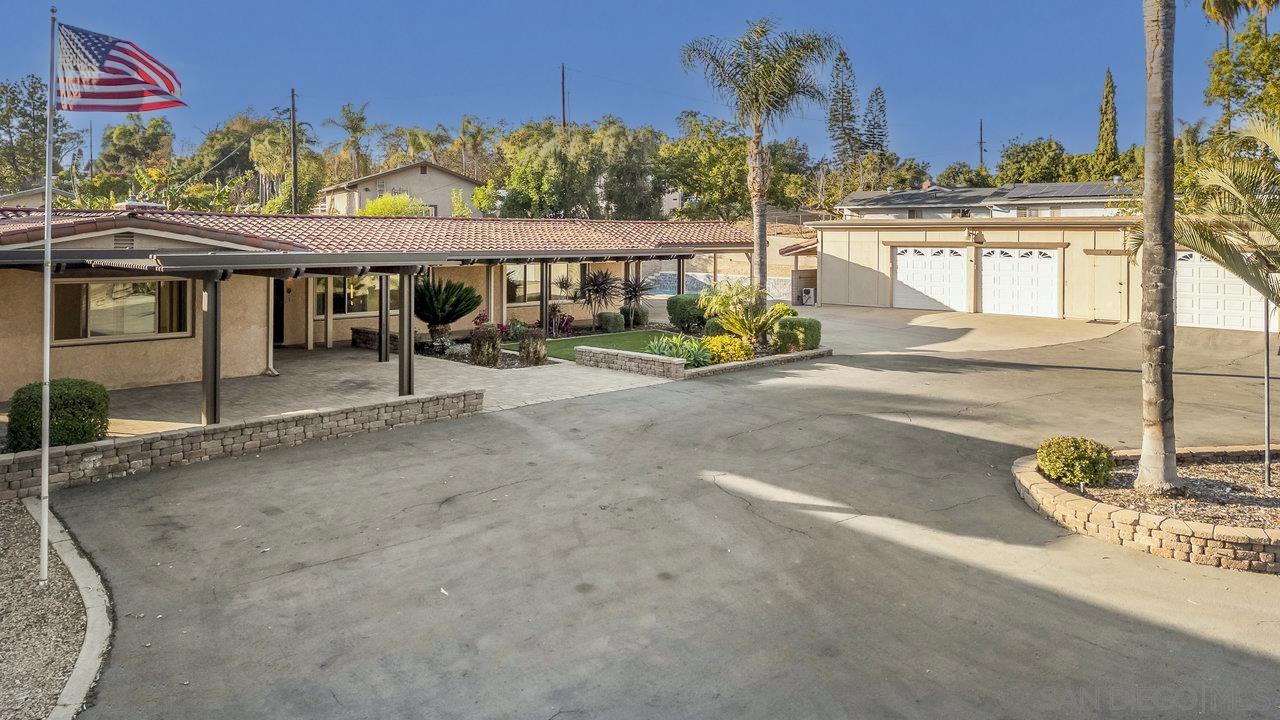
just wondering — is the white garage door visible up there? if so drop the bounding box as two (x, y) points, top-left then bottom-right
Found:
(892, 247), (967, 311)
(1176, 251), (1266, 331)
(979, 248), (1060, 318)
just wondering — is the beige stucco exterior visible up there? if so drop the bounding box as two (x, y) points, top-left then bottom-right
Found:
(0, 269), (269, 398)
(814, 217), (1139, 322)
(320, 162), (481, 216)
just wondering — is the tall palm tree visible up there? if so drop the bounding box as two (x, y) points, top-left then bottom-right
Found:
(1137, 0), (1181, 494)
(323, 102), (384, 180)
(681, 19), (838, 301)
(1204, 0), (1245, 127)
(407, 126), (451, 163)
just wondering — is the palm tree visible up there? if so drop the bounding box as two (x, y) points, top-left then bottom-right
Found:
(408, 126), (451, 163)
(323, 102), (384, 180)
(455, 116), (498, 178)
(681, 19), (838, 302)
(1170, 120), (1280, 484)
(1204, 0), (1245, 127)
(1137, 0), (1181, 494)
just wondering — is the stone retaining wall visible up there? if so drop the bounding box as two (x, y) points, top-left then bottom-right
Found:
(0, 390), (483, 500)
(1012, 450), (1280, 574)
(574, 345), (831, 380)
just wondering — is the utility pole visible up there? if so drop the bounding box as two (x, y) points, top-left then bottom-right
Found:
(977, 119), (987, 169)
(560, 64), (567, 129)
(290, 88), (299, 214)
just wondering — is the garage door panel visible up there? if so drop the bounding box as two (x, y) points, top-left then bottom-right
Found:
(892, 248), (967, 311)
(979, 249), (1060, 318)
(1175, 252), (1268, 331)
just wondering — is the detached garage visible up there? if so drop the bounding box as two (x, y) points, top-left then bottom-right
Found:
(812, 217), (1137, 323)
(1175, 251), (1270, 331)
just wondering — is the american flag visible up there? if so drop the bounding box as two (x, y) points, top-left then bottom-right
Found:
(56, 24), (184, 112)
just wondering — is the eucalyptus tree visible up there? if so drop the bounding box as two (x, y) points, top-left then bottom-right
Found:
(1137, 0), (1181, 494)
(681, 19), (838, 299)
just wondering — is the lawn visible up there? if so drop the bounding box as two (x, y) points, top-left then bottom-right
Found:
(509, 329), (673, 361)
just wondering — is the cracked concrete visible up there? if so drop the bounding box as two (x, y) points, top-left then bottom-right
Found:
(49, 311), (1280, 719)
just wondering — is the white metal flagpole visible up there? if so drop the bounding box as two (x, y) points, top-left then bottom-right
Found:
(39, 5), (58, 585)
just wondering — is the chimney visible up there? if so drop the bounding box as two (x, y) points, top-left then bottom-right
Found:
(112, 198), (167, 211)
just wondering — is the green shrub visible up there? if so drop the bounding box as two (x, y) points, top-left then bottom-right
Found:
(771, 302), (799, 319)
(596, 311), (625, 333)
(703, 317), (727, 337)
(666, 293), (705, 332)
(506, 318), (530, 341)
(620, 304), (650, 328)
(643, 334), (712, 368)
(1036, 436), (1115, 488)
(703, 334), (754, 364)
(519, 329), (547, 365)
(470, 326), (502, 367)
(772, 317), (822, 352)
(7, 378), (109, 452)
(719, 301), (795, 347)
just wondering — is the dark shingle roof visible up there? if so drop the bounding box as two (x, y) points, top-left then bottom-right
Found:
(836, 186), (999, 209)
(836, 181), (1136, 210)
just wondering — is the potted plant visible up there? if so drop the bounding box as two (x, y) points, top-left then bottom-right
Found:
(414, 277), (483, 349)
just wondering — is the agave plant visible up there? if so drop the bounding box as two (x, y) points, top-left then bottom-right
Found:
(414, 278), (483, 347)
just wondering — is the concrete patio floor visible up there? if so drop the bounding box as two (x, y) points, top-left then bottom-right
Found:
(7, 346), (666, 436)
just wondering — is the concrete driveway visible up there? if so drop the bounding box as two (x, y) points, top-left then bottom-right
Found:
(53, 311), (1280, 719)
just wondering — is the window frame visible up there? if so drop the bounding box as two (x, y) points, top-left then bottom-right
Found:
(313, 275), (402, 320)
(504, 263), (588, 306)
(51, 276), (194, 347)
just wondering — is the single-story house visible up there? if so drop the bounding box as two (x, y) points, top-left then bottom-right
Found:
(0, 207), (751, 420)
(319, 160), (482, 216)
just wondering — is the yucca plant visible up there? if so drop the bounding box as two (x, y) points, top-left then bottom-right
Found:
(718, 301), (795, 348)
(696, 279), (762, 318)
(621, 276), (654, 328)
(414, 277), (483, 346)
(576, 269), (623, 330)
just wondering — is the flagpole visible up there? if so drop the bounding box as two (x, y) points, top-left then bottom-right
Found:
(39, 5), (58, 586)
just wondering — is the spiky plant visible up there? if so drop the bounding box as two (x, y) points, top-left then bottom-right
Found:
(621, 276), (654, 328)
(414, 278), (483, 346)
(575, 269), (623, 330)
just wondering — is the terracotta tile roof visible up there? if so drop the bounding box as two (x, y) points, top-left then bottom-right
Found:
(778, 238), (817, 256)
(0, 208), (753, 257)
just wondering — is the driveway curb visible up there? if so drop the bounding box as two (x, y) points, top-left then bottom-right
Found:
(23, 497), (112, 720)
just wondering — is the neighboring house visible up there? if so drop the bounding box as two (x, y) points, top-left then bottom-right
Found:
(0, 208), (751, 403)
(0, 187), (72, 208)
(836, 181), (1134, 220)
(318, 160), (482, 216)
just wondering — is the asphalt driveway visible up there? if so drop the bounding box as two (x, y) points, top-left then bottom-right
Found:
(54, 317), (1280, 719)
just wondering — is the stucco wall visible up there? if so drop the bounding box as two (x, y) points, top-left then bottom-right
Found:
(0, 270), (269, 398)
(817, 223), (1134, 321)
(321, 164), (480, 216)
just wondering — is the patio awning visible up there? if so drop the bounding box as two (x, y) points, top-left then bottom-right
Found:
(0, 249), (453, 278)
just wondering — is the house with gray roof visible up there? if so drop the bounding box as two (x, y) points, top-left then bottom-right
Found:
(835, 181), (1135, 220)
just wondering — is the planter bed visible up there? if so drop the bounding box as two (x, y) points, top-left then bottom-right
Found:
(1013, 446), (1280, 575)
(575, 345), (832, 380)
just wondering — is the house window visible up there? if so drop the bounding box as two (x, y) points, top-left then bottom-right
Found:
(53, 279), (191, 344)
(907, 209), (922, 219)
(314, 275), (401, 318)
(950, 208), (971, 218)
(375, 181), (386, 197)
(505, 263), (587, 304)
(426, 204), (438, 217)
(1017, 206), (1053, 218)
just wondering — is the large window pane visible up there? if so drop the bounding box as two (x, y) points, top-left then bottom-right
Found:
(316, 275), (401, 317)
(53, 280), (189, 342)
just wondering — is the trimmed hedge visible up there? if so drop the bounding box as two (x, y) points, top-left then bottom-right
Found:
(666, 293), (705, 332)
(7, 378), (110, 452)
(470, 326), (502, 367)
(1036, 436), (1115, 487)
(703, 317), (726, 337)
(596, 312), (625, 333)
(519, 329), (548, 365)
(620, 304), (650, 328)
(773, 317), (822, 352)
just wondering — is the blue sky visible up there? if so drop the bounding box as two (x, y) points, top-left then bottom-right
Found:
(5, 0), (1224, 174)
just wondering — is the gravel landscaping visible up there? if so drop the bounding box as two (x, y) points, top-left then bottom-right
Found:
(1086, 461), (1280, 529)
(0, 501), (85, 719)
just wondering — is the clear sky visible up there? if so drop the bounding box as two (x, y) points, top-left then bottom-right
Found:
(3, 0), (1225, 174)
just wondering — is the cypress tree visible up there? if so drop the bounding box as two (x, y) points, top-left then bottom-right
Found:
(1096, 68), (1118, 163)
(826, 50), (861, 168)
(863, 86), (888, 153)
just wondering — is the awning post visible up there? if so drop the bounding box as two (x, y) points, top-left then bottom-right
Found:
(398, 272), (414, 396)
(676, 258), (686, 295)
(201, 277), (222, 425)
(539, 261), (551, 334)
(377, 274), (390, 362)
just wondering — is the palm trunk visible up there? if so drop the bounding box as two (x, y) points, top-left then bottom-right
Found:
(746, 119), (771, 305)
(1136, 0), (1181, 494)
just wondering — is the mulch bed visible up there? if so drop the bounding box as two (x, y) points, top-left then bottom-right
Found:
(1085, 460), (1280, 529)
(417, 345), (541, 369)
(0, 501), (85, 719)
